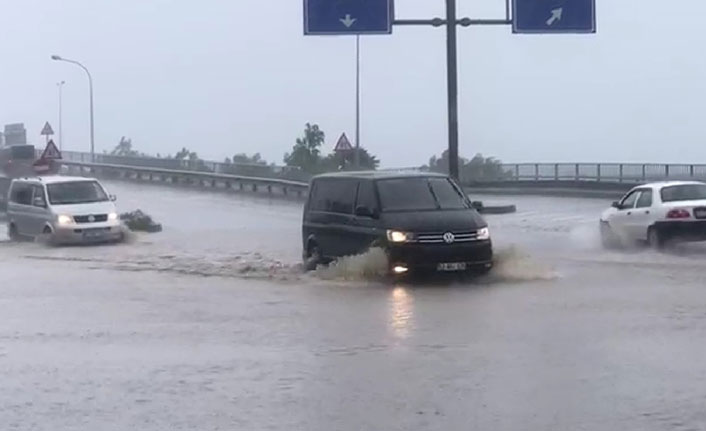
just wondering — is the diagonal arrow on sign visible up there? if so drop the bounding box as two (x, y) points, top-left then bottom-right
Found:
(545, 8), (563, 26)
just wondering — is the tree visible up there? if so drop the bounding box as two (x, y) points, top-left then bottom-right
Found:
(424, 150), (510, 181)
(322, 148), (380, 171)
(111, 137), (139, 157)
(284, 123), (325, 173)
(232, 153), (266, 165)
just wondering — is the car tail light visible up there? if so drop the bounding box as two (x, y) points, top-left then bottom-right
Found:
(667, 209), (691, 219)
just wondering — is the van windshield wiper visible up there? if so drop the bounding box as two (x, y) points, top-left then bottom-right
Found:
(425, 179), (442, 210)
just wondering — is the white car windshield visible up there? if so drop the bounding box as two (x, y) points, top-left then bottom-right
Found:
(660, 184), (706, 202)
(47, 181), (109, 205)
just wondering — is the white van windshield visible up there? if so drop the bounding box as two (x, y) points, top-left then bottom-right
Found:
(47, 181), (109, 205)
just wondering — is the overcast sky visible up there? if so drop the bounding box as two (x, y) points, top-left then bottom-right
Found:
(1, 1), (705, 167)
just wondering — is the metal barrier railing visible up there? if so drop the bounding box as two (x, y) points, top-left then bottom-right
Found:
(54, 151), (706, 184)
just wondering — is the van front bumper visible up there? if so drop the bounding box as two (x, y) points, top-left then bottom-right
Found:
(387, 240), (493, 272)
(52, 222), (124, 244)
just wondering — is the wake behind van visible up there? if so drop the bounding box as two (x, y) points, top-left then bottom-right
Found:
(302, 171), (493, 275)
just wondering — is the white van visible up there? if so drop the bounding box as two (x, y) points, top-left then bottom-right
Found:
(6, 176), (124, 244)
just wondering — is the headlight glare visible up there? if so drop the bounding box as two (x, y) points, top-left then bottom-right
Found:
(477, 227), (490, 240)
(57, 215), (73, 225)
(387, 230), (411, 243)
(108, 212), (119, 221)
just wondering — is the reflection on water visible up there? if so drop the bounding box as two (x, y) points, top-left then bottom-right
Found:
(388, 286), (414, 339)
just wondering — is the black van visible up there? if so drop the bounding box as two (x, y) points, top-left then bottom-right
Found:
(302, 171), (493, 275)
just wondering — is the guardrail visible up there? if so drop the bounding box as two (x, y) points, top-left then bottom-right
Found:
(55, 151), (706, 184)
(60, 160), (310, 198)
(497, 163), (706, 183)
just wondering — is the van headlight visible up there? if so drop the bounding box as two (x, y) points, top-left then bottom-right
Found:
(387, 230), (414, 243)
(57, 214), (73, 225)
(477, 227), (490, 240)
(108, 212), (119, 221)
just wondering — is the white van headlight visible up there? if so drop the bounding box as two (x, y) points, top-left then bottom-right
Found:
(57, 215), (73, 225)
(387, 230), (414, 243)
(477, 227), (490, 240)
(108, 212), (119, 221)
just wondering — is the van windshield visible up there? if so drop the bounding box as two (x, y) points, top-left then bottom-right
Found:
(47, 181), (109, 205)
(377, 177), (469, 212)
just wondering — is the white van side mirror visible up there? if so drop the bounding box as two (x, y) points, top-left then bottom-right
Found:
(33, 196), (47, 208)
(110, 195), (117, 202)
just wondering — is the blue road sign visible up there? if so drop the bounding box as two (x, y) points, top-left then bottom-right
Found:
(513, 0), (595, 34)
(304, 0), (394, 35)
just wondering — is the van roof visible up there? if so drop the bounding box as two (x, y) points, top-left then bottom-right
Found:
(12, 175), (97, 185)
(313, 170), (449, 181)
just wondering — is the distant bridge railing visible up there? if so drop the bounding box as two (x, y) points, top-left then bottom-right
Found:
(496, 163), (706, 183)
(52, 151), (706, 185)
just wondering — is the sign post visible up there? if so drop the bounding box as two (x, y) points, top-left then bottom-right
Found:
(303, 0), (596, 180)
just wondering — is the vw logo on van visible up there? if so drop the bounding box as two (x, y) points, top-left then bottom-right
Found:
(443, 232), (455, 244)
(88, 215), (95, 223)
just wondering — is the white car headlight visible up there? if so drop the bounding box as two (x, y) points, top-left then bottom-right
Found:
(108, 212), (119, 221)
(387, 230), (413, 243)
(57, 214), (73, 225)
(477, 227), (490, 240)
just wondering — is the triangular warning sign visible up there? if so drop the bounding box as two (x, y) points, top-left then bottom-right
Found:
(334, 133), (353, 152)
(40, 140), (62, 160)
(40, 122), (54, 136)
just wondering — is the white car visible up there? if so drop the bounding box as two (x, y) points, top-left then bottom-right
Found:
(6, 176), (124, 244)
(600, 181), (706, 249)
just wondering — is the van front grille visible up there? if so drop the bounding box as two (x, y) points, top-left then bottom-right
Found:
(415, 231), (480, 244)
(73, 214), (108, 224)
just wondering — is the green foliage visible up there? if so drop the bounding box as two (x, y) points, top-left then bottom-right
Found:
(111, 137), (140, 157)
(322, 148), (379, 171)
(284, 123), (325, 173)
(425, 150), (511, 181)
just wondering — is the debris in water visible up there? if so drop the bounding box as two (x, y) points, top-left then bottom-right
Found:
(120, 210), (162, 233)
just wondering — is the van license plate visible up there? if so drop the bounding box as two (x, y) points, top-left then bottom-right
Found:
(83, 230), (103, 239)
(695, 208), (706, 219)
(437, 262), (467, 272)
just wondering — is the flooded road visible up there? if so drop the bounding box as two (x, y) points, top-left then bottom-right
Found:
(2, 182), (706, 430)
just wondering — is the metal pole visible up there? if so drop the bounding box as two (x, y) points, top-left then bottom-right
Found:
(446, 0), (460, 180)
(355, 34), (361, 169)
(88, 71), (95, 162)
(51, 56), (94, 162)
(57, 81), (65, 150)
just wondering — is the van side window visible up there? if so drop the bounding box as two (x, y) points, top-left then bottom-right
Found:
(355, 180), (377, 211)
(311, 179), (356, 214)
(10, 183), (33, 205)
(32, 185), (46, 207)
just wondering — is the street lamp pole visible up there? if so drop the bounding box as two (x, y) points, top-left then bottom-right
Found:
(57, 80), (65, 151)
(51, 55), (94, 162)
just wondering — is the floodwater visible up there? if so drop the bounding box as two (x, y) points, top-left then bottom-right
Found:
(2, 181), (706, 430)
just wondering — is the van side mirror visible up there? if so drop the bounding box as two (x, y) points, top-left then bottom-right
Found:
(611, 201), (621, 209)
(355, 205), (378, 218)
(33, 196), (46, 208)
(110, 195), (117, 202)
(471, 201), (484, 210)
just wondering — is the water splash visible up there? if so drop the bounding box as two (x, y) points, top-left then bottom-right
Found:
(314, 247), (390, 281)
(487, 246), (559, 282)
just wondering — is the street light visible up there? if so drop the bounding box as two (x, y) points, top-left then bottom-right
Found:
(56, 80), (65, 150)
(51, 55), (94, 162)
